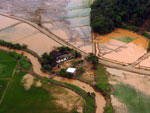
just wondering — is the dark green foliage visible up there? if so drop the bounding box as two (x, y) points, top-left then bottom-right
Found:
(91, 0), (150, 34)
(95, 83), (111, 96)
(41, 46), (82, 72)
(141, 32), (150, 51)
(41, 52), (54, 71)
(87, 53), (99, 68)
(0, 40), (27, 49)
(71, 50), (81, 58)
(94, 65), (111, 96)
(59, 68), (74, 79)
(8, 52), (22, 59)
(142, 32), (150, 39)
(58, 46), (73, 53)
(104, 105), (114, 113)
(19, 56), (31, 70)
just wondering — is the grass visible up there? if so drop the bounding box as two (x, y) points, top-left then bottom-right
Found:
(0, 51), (17, 78)
(94, 64), (114, 113)
(0, 80), (9, 100)
(0, 71), (81, 113)
(113, 84), (150, 113)
(0, 50), (82, 113)
(111, 36), (136, 43)
(94, 64), (110, 96)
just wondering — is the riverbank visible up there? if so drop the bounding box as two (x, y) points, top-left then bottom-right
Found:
(0, 45), (106, 113)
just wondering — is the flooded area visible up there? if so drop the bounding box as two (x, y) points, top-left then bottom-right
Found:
(0, 0), (93, 54)
(95, 29), (149, 64)
(53, 76), (106, 113)
(139, 56), (150, 68)
(0, 46), (106, 113)
(0, 16), (61, 56)
(0, 15), (20, 30)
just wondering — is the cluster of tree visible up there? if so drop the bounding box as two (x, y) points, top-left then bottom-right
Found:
(41, 46), (82, 71)
(87, 53), (99, 69)
(41, 52), (54, 71)
(58, 46), (81, 58)
(91, 0), (150, 34)
(0, 40), (27, 49)
(59, 68), (73, 79)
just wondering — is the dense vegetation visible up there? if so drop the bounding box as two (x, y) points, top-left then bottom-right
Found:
(0, 40), (27, 50)
(94, 65), (114, 113)
(41, 46), (81, 71)
(91, 0), (150, 34)
(87, 53), (99, 69)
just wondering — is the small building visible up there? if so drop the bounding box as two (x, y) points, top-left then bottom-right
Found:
(66, 67), (77, 75)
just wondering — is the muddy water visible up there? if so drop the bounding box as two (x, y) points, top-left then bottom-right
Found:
(0, 46), (106, 113)
(53, 76), (106, 113)
(96, 29), (149, 64)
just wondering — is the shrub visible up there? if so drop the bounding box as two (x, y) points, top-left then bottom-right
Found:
(95, 83), (111, 96)
(104, 105), (114, 113)
(59, 68), (73, 79)
(0, 40), (27, 49)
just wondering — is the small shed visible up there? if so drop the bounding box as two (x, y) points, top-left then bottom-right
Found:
(66, 67), (77, 75)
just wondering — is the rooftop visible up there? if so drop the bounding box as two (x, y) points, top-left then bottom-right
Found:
(66, 67), (76, 73)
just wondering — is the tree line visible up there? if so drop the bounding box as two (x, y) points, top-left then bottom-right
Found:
(90, 0), (150, 34)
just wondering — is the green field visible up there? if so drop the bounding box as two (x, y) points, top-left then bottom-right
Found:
(0, 50), (83, 113)
(0, 51), (17, 78)
(0, 71), (81, 113)
(113, 84), (150, 113)
(111, 36), (136, 43)
(0, 80), (9, 100)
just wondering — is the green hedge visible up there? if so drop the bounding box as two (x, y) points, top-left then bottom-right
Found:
(0, 40), (27, 50)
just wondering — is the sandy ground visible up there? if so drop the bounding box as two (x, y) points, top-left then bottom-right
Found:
(36, 80), (42, 87)
(103, 42), (147, 64)
(52, 87), (84, 113)
(95, 29), (148, 64)
(0, 20), (61, 56)
(22, 74), (34, 90)
(107, 67), (150, 95)
(0, 15), (20, 30)
(139, 57), (150, 68)
(111, 95), (128, 113)
(97, 39), (126, 55)
(0, 23), (39, 42)
(96, 29), (142, 41)
(16, 32), (61, 55)
(53, 76), (106, 113)
(70, 41), (92, 53)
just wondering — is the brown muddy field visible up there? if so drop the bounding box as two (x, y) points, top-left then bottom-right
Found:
(95, 29), (149, 64)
